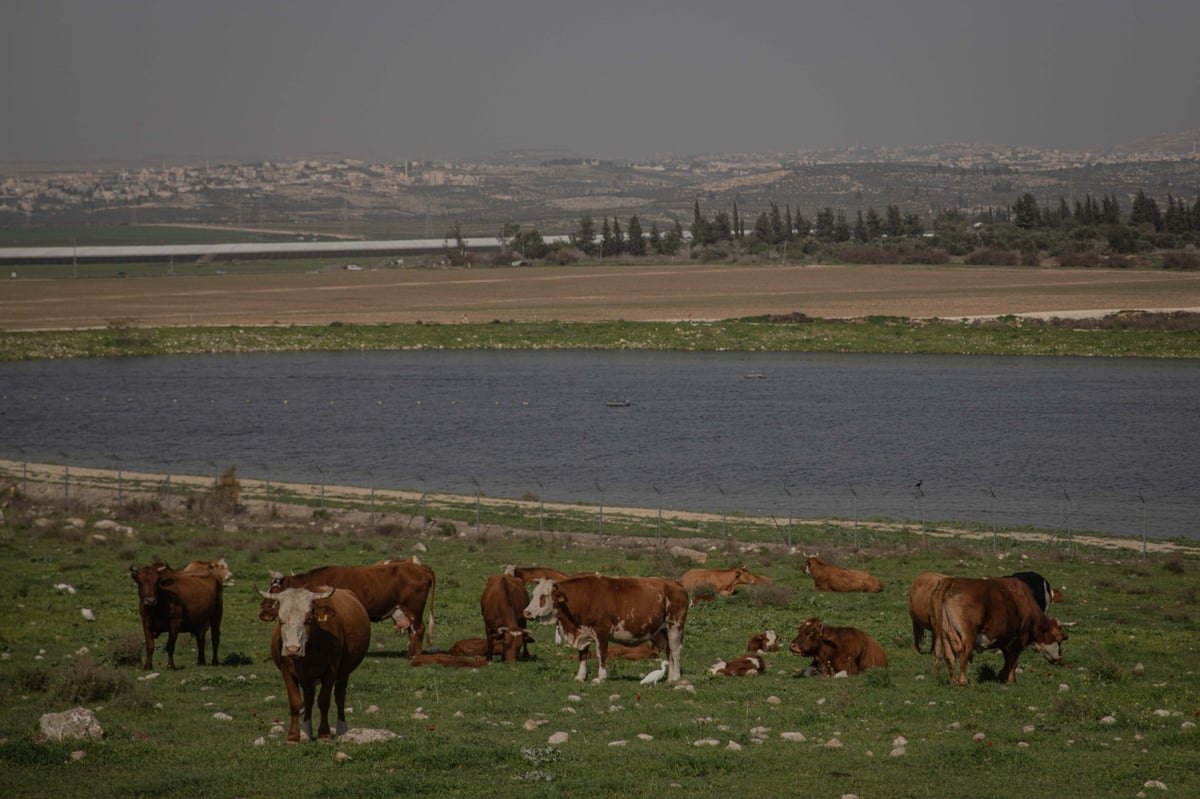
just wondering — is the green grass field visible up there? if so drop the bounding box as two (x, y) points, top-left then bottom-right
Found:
(1, 478), (1197, 799)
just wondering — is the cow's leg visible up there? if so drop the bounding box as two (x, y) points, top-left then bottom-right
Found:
(165, 625), (179, 670)
(314, 678), (335, 741)
(210, 614), (221, 666)
(282, 674), (303, 743)
(334, 676), (350, 737)
(594, 639), (610, 683)
(1001, 646), (1021, 683)
(140, 620), (156, 671)
(195, 626), (208, 666)
(300, 682), (317, 741)
(912, 620), (925, 654)
(574, 647), (590, 682)
(664, 625), (684, 682)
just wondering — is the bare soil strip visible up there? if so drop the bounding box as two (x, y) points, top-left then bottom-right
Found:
(4, 264), (1200, 330)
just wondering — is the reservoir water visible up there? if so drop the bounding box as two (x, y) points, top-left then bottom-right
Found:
(2, 350), (1197, 539)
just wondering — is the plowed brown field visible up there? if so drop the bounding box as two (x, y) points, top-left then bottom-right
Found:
(4, 263), (1200, 330)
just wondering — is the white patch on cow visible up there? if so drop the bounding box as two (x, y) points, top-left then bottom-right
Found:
(974, 632), (996, 651)
(261, 586), (333, 657)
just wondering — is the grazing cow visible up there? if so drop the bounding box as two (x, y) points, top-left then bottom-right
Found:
(523, 575), (688, 683)
(504, 565), (569, 585)
(802, 556), (884, 593)
(481, 574), (534, 662)
(183, 557), (234, 585)
(411, 653), (490, 668)
(934, 576), (1067, 686)
(261, 559), (435, 656)
(259, 586), (370, 743)
(789, 617), (889, 676)
(1004, 571), (1058, 611)
(907, 571), (950, 654)
(746, 630), (781, 654)
(709, 655), (766, 676)
(678, 566), (761, 597)
(129, 561), (224, 671)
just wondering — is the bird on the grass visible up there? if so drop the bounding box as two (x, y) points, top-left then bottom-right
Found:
(640, 659), (669, 684)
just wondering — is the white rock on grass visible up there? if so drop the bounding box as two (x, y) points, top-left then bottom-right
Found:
(780, 732), (806, 742)
(548, 732), (569, 745)
(1142, 780), (1168, 790)
(213, 712), (233, 721)
(726, 740), (742, 751)
(340, 728), (397, 744)
(693, 738), (720, 747)
(39, 708), (103, 741)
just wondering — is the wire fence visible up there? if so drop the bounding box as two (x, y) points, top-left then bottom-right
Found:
(4, 456), (1196, 559)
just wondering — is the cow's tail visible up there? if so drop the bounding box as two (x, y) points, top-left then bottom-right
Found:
(424, 575), (436, 646)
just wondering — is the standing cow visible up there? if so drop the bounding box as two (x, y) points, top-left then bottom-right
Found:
(259, 586), (371, 743)
(261, 559), (434, 656)
(129, 561), (224, 671)
(933, 576), (1067, 685)
(523, 574), (688, 683)
(480, 574), (534, 662)
(907, 571), (949, 654)
(789, 617), (888, 676)
(802, 556), (884, 593)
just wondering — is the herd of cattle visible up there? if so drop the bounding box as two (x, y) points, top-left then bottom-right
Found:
(128, 554), (1068, 743)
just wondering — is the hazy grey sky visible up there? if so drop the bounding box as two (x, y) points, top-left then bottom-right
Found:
(4, 0), (1198, 164)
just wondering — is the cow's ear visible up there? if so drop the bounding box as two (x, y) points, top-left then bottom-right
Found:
(315, 606), (335, 624)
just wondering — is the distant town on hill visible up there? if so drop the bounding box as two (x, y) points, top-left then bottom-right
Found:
(2, 133), (1198, 245)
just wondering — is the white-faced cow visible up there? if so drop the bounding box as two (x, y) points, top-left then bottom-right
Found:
(907, 571), (949, 654)
(789, 617), (889, 676)
(480, 574), (534, 662)
(261, 559), (434, 656)
(933, 576), (1067, 686)
(523, 575), (688, 683)
(746, 630), (781, 654)
(802, 555), (884, 593)
(129, 561), (224, 671)
(709, 655), (766, 676)
(258, 586), (371, 743)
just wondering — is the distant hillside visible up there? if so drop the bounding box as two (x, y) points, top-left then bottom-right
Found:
(1109, 129), (1200, 156)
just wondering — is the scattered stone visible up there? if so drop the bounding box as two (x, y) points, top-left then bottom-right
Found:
(81, 608), (95, 621)
(890, 746), (906, 757)
(412, 711), (429, 720)
(271, 724), (285, 735)
(824, 737), (843, 748)
(780, 732), (806, 742)
(212, 712), (233, 721)
(335, 751), (352, 762)
(39, 708), (103, 741)
(608, 740), (627, 747)
(726, 740), (742, 751)
(1133, 663), (1145, 675)
(1058, 684), (1070, 692)
(253, 737), (266, 746)
(53, 583), (77, 595)
(669, 546), (707, 564)
(523, 719), (546, 731)
(973, 733), (986, 742)
(765, 696), (781, 705)
(1152, 709), (1171, 717)
(893, 736), (907, 747)
(548, 732), (569, 745)
(1023, 724), (1036, 733)
(693, 738), (720, 747)
(567, 695), (582, 703)
(1182, 721), (1195, 730)
(1142, 780), (1167, 790)
(1018, 741), (1030, 748)
(70, 750), (86, 761)
(752, 726), (771, 736)
(1101, 716), (1117, 725)
(340, 728), (397, 744)
(637, 733), (653, 741)
(366, 704), (379, 715)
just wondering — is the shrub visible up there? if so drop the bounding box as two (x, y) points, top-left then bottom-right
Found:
(107, 634), (144, 668)
(965, 247), (1019, 266)
(1161, 251), (1200, 270)
(1057, 250), (1102, 268)
(48, 655), (150, 708)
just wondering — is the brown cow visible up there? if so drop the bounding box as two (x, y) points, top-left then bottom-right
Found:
(907, 571), (949, 654)
(746, 630), (781, 654)
(933, 576), (1067, 686)
(504, 565), (569, 584)
(449, 637), (499, 658)
(411, 653), (490, 668)
(789, 617), (889, 676)
(578, 641), (660, 661)
(481, 574), (534, 662)
(259, 586), (370, 743)
(678, 566), (760, 596)
(129, 561), (224, 671)
(709, 655), (766, 676)
(183, 557), (234, 585)
(802, 556), (884, 593)
(261, 559), (435, 656)
(524, 575), (688, 683)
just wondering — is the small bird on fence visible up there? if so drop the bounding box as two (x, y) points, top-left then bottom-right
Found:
(640, 659), (669, 685)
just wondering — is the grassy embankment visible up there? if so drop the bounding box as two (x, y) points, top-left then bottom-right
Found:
(0, 471), (1197, 799)
(4, 314), (1200, 360)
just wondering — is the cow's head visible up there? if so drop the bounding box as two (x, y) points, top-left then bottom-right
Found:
(258, 585), (336, 657)
(789, 617), (824, 657)
(130, 562), (173, 607)
(523, 578), (559, 624)
(1033, 617), (1068, 665)
(258, 570), (290, 621)
(802, 556), (821, 575)
(493, 626), (534, 660)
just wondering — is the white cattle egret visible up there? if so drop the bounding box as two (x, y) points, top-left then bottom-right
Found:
(640, 659), (670, 684)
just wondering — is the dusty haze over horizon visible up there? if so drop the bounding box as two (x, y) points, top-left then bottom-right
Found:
(4, 1), (1199, 166)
